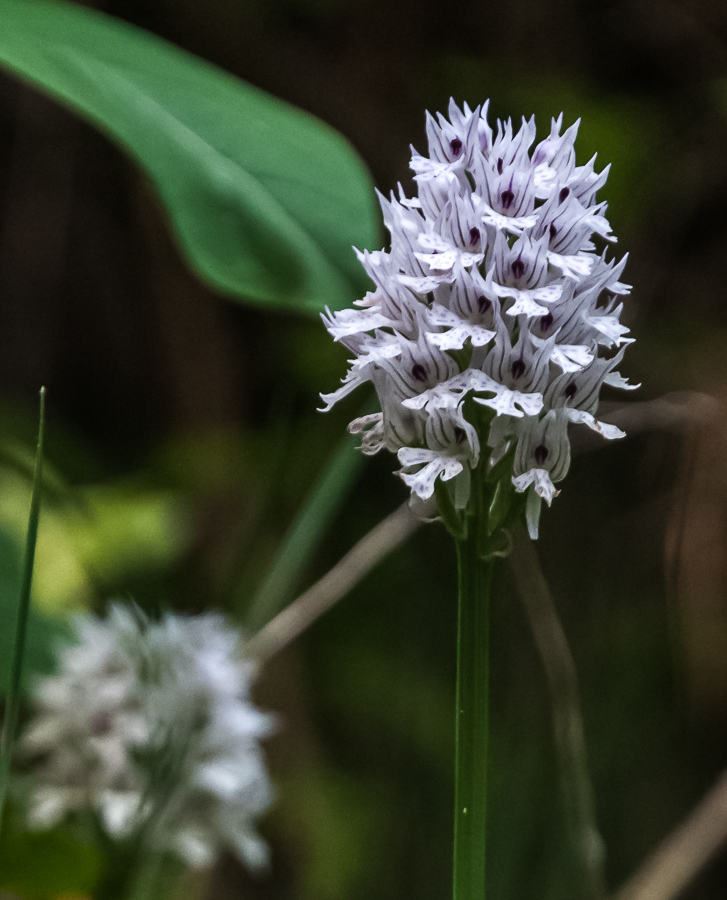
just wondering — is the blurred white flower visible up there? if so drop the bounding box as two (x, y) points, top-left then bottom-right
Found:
(23, 604), (274, 871)
(321, 100), (637, 538)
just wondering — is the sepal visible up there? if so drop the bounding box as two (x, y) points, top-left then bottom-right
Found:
(486, 476), (514, 537)
(434, 477), (467, 540)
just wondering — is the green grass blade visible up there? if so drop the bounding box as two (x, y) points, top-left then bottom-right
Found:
(0, 387), (46, 826)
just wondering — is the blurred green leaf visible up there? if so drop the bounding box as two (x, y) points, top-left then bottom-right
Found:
(0, 0), (379, 313)
(0, 468), (92, 615)
(244, 427), (364, 628)
(325, 643), (453, 772)
(0, 526), (71, 693)
(0, 822), (101, 899)
(69, 485), (191, 586)
(279, 767), (391, 900)
(433, 56), (663, 230)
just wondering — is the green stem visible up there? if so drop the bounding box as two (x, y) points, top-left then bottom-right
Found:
(0, 386), (45, 828)
(453, 521), (493, 900)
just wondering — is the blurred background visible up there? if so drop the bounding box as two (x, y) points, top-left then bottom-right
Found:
(1, 0), (727, 897)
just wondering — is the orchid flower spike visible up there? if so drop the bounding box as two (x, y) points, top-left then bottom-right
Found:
(321, 100), (637, 540)
(23, 603), (275, 871)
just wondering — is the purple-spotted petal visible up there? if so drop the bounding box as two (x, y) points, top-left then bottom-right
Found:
(565, 408), (626, 439)
(547, 251), (594, 279)
(512, 468), (558, 503)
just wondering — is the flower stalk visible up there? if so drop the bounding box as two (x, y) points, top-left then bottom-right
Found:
(319, 98), (638, 900)
(453, 518), (493, 900)
(23, 605), (275, 876)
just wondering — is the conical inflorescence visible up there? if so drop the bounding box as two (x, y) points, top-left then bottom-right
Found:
(321, 100), (636, 538)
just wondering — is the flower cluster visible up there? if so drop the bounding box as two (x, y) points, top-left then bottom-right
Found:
(23, 604), (274, 871)
(321, 100), (636, 537)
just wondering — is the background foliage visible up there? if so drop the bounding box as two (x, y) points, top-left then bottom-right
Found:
(0, 0), (726, 898)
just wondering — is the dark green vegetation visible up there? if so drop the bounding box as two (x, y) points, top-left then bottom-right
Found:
(0, 0), (726, 897)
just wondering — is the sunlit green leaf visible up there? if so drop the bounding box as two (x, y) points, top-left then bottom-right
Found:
(68, 485), (191, 586)
(0, 526), (71, 693)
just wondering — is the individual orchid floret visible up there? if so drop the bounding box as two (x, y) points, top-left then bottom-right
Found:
(511, 409), (571, 538)
(23, 603), (274, 872)
(320, 99), (636, 542)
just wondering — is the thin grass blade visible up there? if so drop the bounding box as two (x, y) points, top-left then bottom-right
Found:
(0, 387), (46, 825)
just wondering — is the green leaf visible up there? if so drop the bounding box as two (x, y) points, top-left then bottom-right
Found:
(68, 484), (191, 586)
(243, 425), (365, 629)
(0, 0), (379, 313)
(0, 822), (101, 899)
(278, 766), (392, 900)
(0, 525), (70, 693)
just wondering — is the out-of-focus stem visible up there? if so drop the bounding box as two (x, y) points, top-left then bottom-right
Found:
(510, 529), (606, 900)
(247, 500), (426, 666)
(614, 770), (727, 900)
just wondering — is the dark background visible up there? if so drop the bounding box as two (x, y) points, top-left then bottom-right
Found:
(1, 0), (727, 897)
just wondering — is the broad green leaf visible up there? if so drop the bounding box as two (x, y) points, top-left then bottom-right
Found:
(0, 0), (379, 312)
